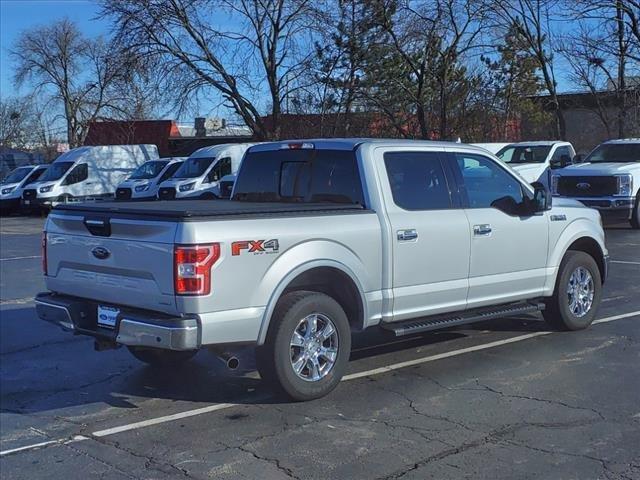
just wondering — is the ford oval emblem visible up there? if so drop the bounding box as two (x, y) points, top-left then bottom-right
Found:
(92, 246), (110, 260)
(576, 182), (591, 190)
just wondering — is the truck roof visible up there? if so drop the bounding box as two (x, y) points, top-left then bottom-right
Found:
(249, 138), (491, 153)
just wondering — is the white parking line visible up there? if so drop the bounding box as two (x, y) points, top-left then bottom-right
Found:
(0, 255), (41, 261)
(611, 260), (640, 265)
(2, 309), (639, 458)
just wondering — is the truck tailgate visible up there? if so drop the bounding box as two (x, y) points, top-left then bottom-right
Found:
(45, 211), (178, 314)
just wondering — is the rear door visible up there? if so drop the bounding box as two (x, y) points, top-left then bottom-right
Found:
(45, 211), (178, 314)
(448, 151), (549, 308)
(377, 148), (470, 321)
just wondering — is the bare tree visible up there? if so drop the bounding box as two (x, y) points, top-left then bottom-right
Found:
(101, 0), (315, 140)
(12, 19), (144, 147)
(0, 97), (32, 148)
(564, 0), (640, 138)
(492, 0), (566, 139)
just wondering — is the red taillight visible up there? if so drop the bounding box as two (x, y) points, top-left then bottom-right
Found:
(42, 232), (47, 276)
(174, 244), (220, 295)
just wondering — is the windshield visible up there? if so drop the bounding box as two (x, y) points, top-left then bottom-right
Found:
(173, 157), (215, 178)
(129, 160), (169, 180)
(584, 144), (640, 163)
(497, 146), (552, 164)
(2, 167), (32, 184)
(233, 149), (364, 205)
(39, 162), (74, 182)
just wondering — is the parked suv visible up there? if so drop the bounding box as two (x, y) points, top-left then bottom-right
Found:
(37, 139), (608, 401)
(551, 138), (640, 229)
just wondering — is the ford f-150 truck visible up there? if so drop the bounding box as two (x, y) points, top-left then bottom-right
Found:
(36, 139), (609, 401)
(551, 138), (640, 229)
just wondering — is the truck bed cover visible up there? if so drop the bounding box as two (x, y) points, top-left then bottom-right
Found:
(53, 199), (368, 221)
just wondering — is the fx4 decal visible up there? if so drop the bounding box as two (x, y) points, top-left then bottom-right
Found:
(232, 239), (280, 256)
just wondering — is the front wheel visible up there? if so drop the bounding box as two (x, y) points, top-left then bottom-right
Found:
(543, 251), (602, 330)
(127, 346), (197, 367)
(256, 291), (351, 401)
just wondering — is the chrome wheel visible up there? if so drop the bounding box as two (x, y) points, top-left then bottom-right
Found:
(289, 313), (339, 382)
(567, 267), (594, 318)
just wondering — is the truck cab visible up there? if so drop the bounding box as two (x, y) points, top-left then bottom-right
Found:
(496, 141), (576, 187)
(551, 138), (640, 228)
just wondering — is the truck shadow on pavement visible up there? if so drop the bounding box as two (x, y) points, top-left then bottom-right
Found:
(1, 305), (551, 417)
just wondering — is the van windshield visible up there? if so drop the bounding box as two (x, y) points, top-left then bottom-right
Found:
(129, 161), (169, 179)
(173, 157), (215, 178)
(2, 167), (32, 184)
(584, 144), (640, 163)
(233, 149), (365, 205)
(497, 146), (551, 164)
(39, 162), (74, 182)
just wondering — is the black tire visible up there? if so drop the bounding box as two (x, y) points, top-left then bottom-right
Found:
(127, 346), (197, 367)
(630, 197), (640, 229)
(256, 291), (351, 401)
(543, 251), (602, 331)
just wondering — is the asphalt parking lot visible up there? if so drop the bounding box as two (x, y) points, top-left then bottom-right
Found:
(1, 215), (639, 479)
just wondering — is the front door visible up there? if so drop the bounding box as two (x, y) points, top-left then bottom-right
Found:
(378, 149), (470, 321)
(450, 152), (549, 308)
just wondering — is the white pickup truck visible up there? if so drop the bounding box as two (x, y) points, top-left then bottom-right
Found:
(36, 140), (608, 400)
(551, 138), (640, 229)
(496, 141), (576, 187)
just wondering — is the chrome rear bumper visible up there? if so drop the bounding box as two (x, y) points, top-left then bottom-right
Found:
(35, 292), (199, 351)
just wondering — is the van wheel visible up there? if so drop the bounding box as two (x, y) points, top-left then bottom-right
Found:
(256, 291), (351, 401)
(127, 346), (197, 366)
(631, 197), (640, 229)
(543, 251), (602, 331)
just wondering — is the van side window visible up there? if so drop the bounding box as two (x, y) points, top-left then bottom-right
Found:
(63, 164), (88, 185)
(383, 152), (452, 210)
(454, 153), (524, 208)
(207, 157), (232, 183)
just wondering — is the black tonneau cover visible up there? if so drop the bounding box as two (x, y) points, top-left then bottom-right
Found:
(54, 199), (368, 221)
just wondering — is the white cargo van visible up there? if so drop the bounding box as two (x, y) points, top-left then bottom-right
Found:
(157, 143), (254, 200)
(115, 157), (186, 201)
(22, 145), (158, 209)
(0, 164), (49, 213)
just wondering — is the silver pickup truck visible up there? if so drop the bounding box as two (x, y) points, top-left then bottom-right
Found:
(37, 139), (609, 400)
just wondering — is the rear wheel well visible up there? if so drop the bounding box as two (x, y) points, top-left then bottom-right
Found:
(282, 267), (365, 331)
(567, 237), (606, 283)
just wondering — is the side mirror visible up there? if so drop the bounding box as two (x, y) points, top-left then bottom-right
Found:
(490, 195), (523, 216)
(531, 181), (552, 212)
(573, 154), (583, 164)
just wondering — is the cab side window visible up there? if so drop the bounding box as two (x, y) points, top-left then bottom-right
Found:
(25, 168), (45, 185)
(455, 153), (524, 208)
(63, 164), (88, 185)
(207, 157), (232, 183)
(551, 146), (572, 162)
(384, 152), (452, 210)
(159, 163), (181, 183)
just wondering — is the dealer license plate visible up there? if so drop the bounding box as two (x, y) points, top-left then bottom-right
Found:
(97, 305), (119, 329)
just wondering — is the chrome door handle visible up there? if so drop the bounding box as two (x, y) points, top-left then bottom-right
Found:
(397, 229), (418, 241)
(473, 224), (492, 236)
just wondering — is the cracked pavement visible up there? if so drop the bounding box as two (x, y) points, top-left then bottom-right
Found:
(1, 217), (639, 479)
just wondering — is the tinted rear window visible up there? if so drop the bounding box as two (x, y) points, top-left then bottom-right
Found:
(233, 149), (365, 205)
